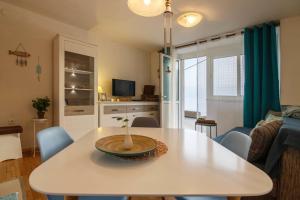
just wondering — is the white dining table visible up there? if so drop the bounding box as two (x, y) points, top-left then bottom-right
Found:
(29, 128), (273, 200)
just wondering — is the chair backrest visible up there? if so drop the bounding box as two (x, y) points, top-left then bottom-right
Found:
(131, 117), (159, 128)
(220, 131), (252, 160)
(37, 127), (73, 162)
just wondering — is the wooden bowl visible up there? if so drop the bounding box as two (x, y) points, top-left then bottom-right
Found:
(95, 135), (157, 157)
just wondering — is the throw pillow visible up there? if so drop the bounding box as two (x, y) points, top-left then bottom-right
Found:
(248, 120), (282, 162)
(265, 110), (283, 122)
(282, 105), (300, 119)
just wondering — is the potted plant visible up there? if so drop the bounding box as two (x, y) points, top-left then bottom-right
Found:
(32, 96), (50, 119)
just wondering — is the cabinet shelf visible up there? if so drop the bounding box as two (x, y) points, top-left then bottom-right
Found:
(65, 68), (93, 75)
(65, 88), (94, 91)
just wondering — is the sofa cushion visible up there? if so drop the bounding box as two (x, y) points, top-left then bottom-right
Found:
(248, 120), (282, 162)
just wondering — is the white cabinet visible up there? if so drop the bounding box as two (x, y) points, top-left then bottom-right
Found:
(99, 102), (159, 128)
(53, 35), (98, 140)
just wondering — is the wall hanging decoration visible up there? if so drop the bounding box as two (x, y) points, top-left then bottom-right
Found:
(9, 43), (30, 67)
(35, 56), (42, 81)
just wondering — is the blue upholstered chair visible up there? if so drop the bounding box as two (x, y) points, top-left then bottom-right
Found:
(131, 117), (159, 128)
(176, 131), (252, 200)
(219, 131), (252, 160)
(37, 127), (127, 200)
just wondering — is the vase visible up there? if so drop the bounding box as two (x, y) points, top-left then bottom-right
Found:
(123, 134), (133, 150)
(37, 111), (45, 119)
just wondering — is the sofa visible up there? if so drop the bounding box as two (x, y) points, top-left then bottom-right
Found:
(214, 117), (300, 200)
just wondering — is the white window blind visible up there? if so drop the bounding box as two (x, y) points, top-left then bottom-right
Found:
(184, 58), (197, 112)
(213, 56), (238, 96)
(240, 55), (245, 96)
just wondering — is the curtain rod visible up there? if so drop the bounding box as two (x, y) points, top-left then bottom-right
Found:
(175, 21), (280, 50)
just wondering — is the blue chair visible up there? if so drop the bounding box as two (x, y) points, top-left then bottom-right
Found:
(176, 131), (252, 200)
(219, 131), (252, 160)
(37, 127), (127, 200)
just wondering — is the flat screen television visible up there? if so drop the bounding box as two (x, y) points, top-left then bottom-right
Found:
(112, 79), (135, 97)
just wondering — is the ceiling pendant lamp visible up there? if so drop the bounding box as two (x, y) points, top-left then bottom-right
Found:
(127, 0), (165, 17)
(127, 0), (173, 56)
(163, 0), (173, 55)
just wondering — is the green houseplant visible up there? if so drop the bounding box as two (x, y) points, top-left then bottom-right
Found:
(32, 96), (50, 119)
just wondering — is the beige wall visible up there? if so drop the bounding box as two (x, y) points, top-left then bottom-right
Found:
(0, 2), (151, 149)
(91, 34), (151, 98)
(280, 15), (300, 106)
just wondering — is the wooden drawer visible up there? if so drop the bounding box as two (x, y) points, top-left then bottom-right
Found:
(104, 106), (127, 114)
(127, 105), (145, 113)
(144, 105), (159, 111)
(65, 106), (94, 116)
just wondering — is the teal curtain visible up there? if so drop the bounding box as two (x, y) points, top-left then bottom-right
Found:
(243, 23), (281, 128)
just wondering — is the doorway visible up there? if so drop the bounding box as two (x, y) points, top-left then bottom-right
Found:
(182, 56), (207, 130)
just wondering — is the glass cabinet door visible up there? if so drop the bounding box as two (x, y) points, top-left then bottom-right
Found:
(64, 51), (95, 116)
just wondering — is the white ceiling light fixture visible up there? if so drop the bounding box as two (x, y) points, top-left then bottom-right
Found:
(127, 0), (165, 17)
(177, 12), (203, 28)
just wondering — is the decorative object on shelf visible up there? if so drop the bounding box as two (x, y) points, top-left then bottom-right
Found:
(8, 43), (30, 67)
(165, 66), (171, 73)
(32, 96), (50, 119)
(177, 12), (203, 28)
(35, 56), (42, 81)
(98, 86), (107, 101)
(95, 134), (157, 157)
(113, 116), (133, 149)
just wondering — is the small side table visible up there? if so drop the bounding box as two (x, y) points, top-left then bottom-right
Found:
(32, 118), (48, 157)
(195, 119), (217, 138)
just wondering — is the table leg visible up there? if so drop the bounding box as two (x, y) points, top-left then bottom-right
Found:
(33, 121), (36, 157)
(209, 126), (212, 138)
(216, 125), (218, 137)
(227, 197), (241, 200)
(64, 196), (78, 200)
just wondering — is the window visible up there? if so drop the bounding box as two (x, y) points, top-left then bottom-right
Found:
(184, 58), (197, 112)
(213, 56), (238, 96)
(240, 55), (245, 96)
(184, 57), (207, 116)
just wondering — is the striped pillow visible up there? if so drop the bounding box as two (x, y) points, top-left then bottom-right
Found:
(248, 120), (282, 162)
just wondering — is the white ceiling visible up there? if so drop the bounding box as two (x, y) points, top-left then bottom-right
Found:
(2, 0), (300, 51)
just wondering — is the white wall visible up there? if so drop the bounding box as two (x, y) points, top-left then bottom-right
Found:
(280, 15), (300, 106)
(0, 1), (151, 148)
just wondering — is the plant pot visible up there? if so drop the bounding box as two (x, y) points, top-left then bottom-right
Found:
(37, 111), (45, 119)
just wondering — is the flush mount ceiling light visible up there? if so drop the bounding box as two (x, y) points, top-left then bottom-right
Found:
(127, 0), (166, 17)
(177, 12), (203, 28)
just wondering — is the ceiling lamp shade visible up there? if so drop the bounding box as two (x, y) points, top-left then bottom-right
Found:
(177, 12), (203, 28)
(127, 0), (166, 17)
